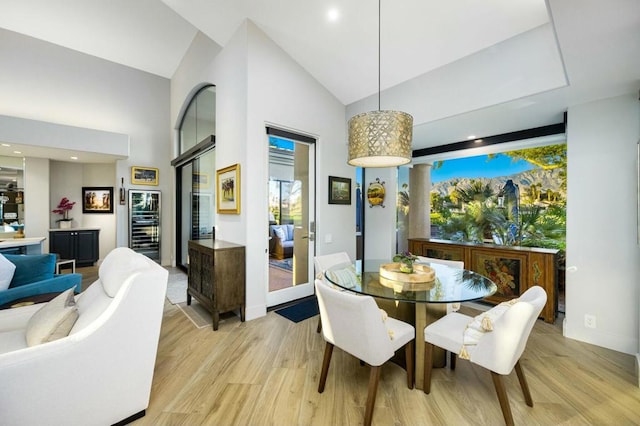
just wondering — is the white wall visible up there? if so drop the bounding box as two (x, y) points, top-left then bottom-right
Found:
(565, 93), (640, 355)
(23, 157), (49, 242)
(171, 22), (349, 320)
(363, 168), (399, 260)
(49, 161), (116, 261)
(0, 28), (172, 264)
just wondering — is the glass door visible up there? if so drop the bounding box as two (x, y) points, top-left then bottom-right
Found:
(267, 134), (315, 307)
(176, 148), (215, 270)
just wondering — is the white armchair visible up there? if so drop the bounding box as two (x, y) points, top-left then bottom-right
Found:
(313, 252), (352, 333)
(0, 247), (168, 426)
(423, 286), (547, 425)
(315, 279), (415, 426)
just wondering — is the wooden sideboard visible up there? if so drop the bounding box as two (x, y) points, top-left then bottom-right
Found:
(187, 239), (246, 330)
(408, 238), (558, 323)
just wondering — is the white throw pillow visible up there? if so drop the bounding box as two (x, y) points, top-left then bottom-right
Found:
(26, 288), (78, 347)
(273, 227), (286, 242)
(0, 253), (16, 291)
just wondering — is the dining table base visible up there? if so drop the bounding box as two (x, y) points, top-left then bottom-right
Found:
(374, 297), (447, 390)
(415, 303), (447, 390)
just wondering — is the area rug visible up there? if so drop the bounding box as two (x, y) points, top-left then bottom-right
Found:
(177, 300), (212, 329)
(269, 258), (293, 272)
(275, 296), (319, 323)
(166, 275), (188, 304)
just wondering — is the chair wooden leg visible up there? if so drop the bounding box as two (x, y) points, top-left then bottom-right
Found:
(316, 317), (322, 333)
(318, 342), (333, 393)
(405, 340), (414, 389)
(490, 371), (514, 426)
(450, 351), (456, 370)
(364, 366), (381, 426)
(423, 342), (434, 394)
(515, 360), (533, 407)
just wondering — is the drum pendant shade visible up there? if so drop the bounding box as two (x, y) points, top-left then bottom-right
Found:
(348, 110), (413, 167)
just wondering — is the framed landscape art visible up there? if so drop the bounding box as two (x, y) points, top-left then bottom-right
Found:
(131, 166), (159, 186)
(82, 187), (114, 214)
(216, 163), (240, 214)
(328, 176), (351, 205)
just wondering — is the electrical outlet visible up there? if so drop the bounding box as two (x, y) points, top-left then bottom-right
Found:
(584, 314), (596, 329)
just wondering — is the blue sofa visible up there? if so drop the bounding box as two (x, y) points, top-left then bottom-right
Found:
(269, 224), (294, 259)
(0, 253), (82, 306)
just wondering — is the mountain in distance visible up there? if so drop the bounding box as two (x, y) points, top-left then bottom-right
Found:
(431, 168), (564, 198)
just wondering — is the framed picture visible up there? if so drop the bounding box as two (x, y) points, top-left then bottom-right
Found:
(216, 163), (240, 214)
(328, 176), (351, 205)
(82, 187), (114, 214)
(193, 172), (210, 189)
(131, 166), (159, 186)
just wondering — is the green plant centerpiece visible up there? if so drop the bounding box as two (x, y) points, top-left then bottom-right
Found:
(393, 251), (418, 274)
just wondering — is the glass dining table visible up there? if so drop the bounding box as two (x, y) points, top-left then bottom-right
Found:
(324, 258), (497, 390)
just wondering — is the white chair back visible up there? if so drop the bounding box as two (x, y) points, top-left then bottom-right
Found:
(314, 252), (351, 279)
(315, 279), (393, 366)
(472, 286), (547, 374)
(416, 256), (464, 269)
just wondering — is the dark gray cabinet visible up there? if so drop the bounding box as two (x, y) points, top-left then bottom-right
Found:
(49, 229), (100, 267)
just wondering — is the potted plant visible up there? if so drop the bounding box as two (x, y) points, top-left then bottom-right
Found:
(393, 251), (418, 274)
(52, 197), (76, 229)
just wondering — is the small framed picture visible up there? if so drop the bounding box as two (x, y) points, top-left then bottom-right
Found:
(131, 166), (159, 186)
(329, 176), (351, 205)
(193, 172), (210, 189)
(216, 163), (240, 214)
(82, 187), (114, 214)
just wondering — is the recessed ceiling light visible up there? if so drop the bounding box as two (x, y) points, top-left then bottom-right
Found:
(327, 8), (340, 22)
(474, 139), (484, 144)
(1, 143), (10, 147)
(467, 135), (476, 140)
(70, 156), (78, 160)
(13, 151), (21, 154)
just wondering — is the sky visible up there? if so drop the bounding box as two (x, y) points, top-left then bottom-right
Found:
(431, 153), (534, 183)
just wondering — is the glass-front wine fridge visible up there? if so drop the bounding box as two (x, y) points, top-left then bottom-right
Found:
(129, 190), (161, 263)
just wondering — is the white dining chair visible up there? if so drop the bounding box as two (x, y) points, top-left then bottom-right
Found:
(315, 279), (415, 426)
(313, 252), (352, 333)
(423, 286), (547, 426)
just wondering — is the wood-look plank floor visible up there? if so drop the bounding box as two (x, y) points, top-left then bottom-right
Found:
(134, 300), (640, 426)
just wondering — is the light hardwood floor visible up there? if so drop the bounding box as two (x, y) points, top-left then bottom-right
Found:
(134, 300), (640, 425)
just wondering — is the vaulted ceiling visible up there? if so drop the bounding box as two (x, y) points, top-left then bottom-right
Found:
(0, 0), (638, 152)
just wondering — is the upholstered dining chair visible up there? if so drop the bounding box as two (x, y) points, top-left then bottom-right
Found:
(313, 252), (352, 333)
(416, 256), (465, 368)
(423, 286), (547, 426)
(315, 279), (415, 426)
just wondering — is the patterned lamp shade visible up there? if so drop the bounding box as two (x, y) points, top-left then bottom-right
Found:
(348, 110), (413, 167)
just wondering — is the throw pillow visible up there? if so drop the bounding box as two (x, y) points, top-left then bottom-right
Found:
(273, 227), (286, 242)
(25, 288), (79, 347)
(0, 253), (16, 291)
(4, 253), (55, 288)
(459, 298), (520, 360)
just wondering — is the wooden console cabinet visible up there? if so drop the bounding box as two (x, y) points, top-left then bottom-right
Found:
(187, 239), (245, 330)
(408, 238), (558, 323)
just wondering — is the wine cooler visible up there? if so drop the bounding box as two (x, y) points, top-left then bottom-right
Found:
(129, 190), (161, 262)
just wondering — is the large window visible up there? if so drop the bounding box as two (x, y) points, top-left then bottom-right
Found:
(179, 86), (216, 154)
(430, 143), (566, 250)
(173, 85), (217, 270)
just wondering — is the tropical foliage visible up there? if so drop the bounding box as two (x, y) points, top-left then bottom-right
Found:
(429, 144), (566, 251)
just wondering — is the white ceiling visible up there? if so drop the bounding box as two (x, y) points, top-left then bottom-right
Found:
(0, 0), (638, 157)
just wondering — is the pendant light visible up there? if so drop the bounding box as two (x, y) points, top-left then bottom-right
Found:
(348, 0), (413, 168)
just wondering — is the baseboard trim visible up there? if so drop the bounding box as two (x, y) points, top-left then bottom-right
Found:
(636, 353), (640, 388)
(112, 409), (145, 426)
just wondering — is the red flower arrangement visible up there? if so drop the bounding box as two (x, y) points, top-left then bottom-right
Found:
(52, 197), (76, 221)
